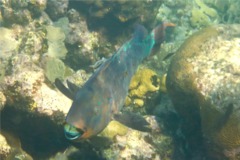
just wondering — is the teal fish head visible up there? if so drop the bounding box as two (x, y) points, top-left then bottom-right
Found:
(64, 123), (84, 141)
(64, 92), (110, 140)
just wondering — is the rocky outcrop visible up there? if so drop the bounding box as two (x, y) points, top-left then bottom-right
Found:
(167, 24), (240, 159)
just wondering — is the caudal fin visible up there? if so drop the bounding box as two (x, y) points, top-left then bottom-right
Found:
(148, 22), (175, 57)
(153, 22), (175, 45)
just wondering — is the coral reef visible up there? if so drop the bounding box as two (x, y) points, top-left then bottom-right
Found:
(3, 54), (71, 115)
(0, 134), (11, 160)
(190, 0), (218, 27)
(167, 24), (240, 159)
(69, 1), (162, 29)
(0, 132), (33, 160)
(45, 0), (69, 21)
(0, 0), (216, 159)
(0, 27), (19, 59)
(101, 116), (173, 160)
(44, 57), (66, 83)
(0, 91), (6, 111)
(18, 27), (48, 55)
(0, 0), (47, 26)
(127, 68), (160, 107)
(46, 25), (67, 59)
(99, 121), (129, 140)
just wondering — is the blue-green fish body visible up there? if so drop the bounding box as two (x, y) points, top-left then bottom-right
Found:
(55, 22), (175, 140)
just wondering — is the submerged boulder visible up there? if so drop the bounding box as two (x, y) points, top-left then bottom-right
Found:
(167, 24), (240, 159)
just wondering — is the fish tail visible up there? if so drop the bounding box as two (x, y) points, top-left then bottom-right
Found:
(146, 22), (175, 57)
(152, 22), (175, 45)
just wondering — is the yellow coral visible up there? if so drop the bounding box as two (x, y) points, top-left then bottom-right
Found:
(99, 121), (128, 139)
(129, 68), (160, 98)
(133, 98), (144, 107)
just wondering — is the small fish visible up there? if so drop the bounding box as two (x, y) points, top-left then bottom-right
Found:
(55, 22), (175, 141)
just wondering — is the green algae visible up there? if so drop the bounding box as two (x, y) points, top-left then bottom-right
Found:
(46, 26), (67, 59)
(44, 58), (66, 83)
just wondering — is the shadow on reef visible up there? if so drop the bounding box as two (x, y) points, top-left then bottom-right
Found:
(68, 1), (140, 42)
(149, 94), (209, 160)
(1, 106), (104, 160)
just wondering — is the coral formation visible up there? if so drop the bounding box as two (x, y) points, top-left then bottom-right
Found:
(44, 57), (66, 83)
(45, 0), (69, 21)
(127, 68), (160, 107)
(4, 54), (71, 115)
(99, 121), (128, 140)
(0, 27), (19, 58)
(101, 116), (174, 160)
(0, 134), (11, 160)
(0, 132), (33, 160)
(46, 25), (67, 59)
(18, 27), (48, 55)
(69, 1), (162, 29)
(190, 0), (218, 27)
(0, 92), (6, 111)
(167, 24), (240, 159)
(0, 0), (203, 159)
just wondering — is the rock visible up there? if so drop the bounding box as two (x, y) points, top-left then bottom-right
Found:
(167, 24), (240, 159)
(0, 132), (33, 160)
(0, 134), (11, 160)
(3, 54), (71, 119)
(0, 27), (19, 59)
(0, 91), (6, 111)
(45, 0), (69, 21)
(101, 116), (173, 160)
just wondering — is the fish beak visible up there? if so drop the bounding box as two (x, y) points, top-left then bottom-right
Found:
(64, 123), (84, 140)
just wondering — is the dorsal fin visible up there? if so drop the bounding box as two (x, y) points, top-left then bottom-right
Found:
(55, 78), (75, 100)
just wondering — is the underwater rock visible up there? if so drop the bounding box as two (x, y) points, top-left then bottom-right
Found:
(0, 27), (19, 59)
(0, 0), (47, 26)
(101, 116), (173, 160)
(3, 54), (71, 116)
(64, 11), (109, 70)
(45, 0), (69, 21)
(0, 134), (11, 160)
(167, 24), (240, 159)
(69, 1), (162, 29)
(0, 91), (6, 111)
(18, 27), (48, 55)
(0, 132), (33, 160)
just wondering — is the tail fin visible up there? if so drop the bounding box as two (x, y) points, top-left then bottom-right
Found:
(152, 22), (175, 45)
(148, 22), (175, 57)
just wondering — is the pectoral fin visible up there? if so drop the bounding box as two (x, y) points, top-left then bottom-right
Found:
(113, 112), (151, 132)
(66, 79), (80, 96)
(55, 78), (75, 100)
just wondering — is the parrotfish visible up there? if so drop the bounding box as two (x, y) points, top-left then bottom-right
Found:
(55, 22), (175, 141)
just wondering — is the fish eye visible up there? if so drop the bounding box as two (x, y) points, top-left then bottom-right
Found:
(64, 123), (84, 140)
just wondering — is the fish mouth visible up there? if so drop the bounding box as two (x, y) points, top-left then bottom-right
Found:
(64, 123), (84, 140)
